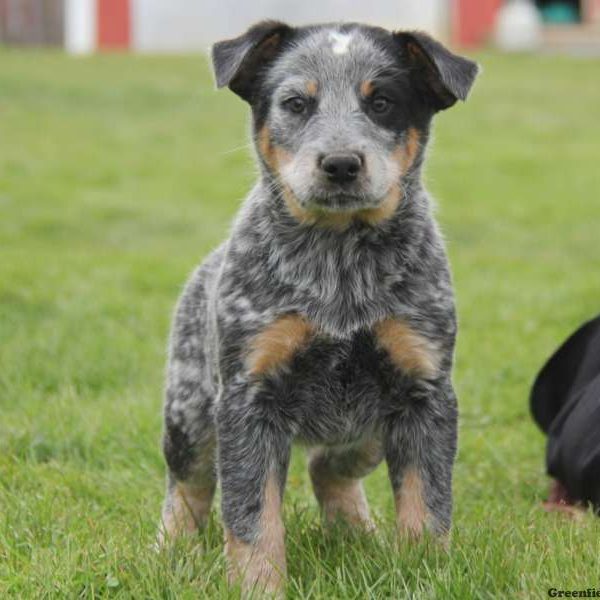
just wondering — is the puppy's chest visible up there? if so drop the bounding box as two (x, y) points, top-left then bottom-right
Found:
(246, 315), (440, 443)
(271, 330), (391, 442)
(264, 232), (404, 337)
(290, 330), (387, 389)
(247, 312), (440, 383)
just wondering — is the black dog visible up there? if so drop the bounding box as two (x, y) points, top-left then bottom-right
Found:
(531, 314), (600, 514)
(158, 20), (478, 595)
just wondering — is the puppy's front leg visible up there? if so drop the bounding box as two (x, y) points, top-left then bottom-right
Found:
(217, 382), (291, 597)
(384, 377), (458, 541)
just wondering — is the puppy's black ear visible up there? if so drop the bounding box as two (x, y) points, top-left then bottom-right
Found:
(394, 31), (479, 111)
(211, 20), (293, 102)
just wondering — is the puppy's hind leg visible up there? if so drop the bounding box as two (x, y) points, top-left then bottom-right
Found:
(309, 437), (383, 530)
(159, 420), (216, 546)
(158, 265), (219, 546)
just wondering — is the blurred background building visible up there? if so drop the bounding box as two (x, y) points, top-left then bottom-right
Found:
(1, 0), (599, 53)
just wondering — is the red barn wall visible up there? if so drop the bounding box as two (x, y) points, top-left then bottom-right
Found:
(97, 0), (130, 49)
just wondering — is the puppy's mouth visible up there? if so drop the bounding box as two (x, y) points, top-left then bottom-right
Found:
(310, 192), (369, 211)
(302, 187), (390, 213)
(282, 180), (402, 226)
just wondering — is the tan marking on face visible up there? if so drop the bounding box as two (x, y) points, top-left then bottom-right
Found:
(225, 474), (286, 595)
(312, 212), (356, 229)
(393, 127), (421, 175)
(284, 190), (403, 228)
(257, 125), (291, 174)
(395, 468), (429, 537)
(356, 182), (402, 226)
(284, 185), (402, 229)
(281, 186), (351, 230)
(280, 128), (419, 228)
(356, 129), (420, 226)
(360, 79), (374, 97)
(247, 314), (314, 377)
(157, 482), (215, 546)
(282, 129), (418, 229)
(281, 185), (313, 223)
(405, 127), (421, 171)
(305, 80), (318, 97)
(257, 125), (275, 171)
(374, 318), (440, 379)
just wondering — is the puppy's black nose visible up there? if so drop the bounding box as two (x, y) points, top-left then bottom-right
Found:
(320, 153), (362, 184)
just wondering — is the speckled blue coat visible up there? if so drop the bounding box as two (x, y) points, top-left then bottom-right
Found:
(158, 20), (478, 596)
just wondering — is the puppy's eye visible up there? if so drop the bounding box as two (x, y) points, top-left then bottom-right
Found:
(371, 96), (391, 114)
(283, 97), (308, 114)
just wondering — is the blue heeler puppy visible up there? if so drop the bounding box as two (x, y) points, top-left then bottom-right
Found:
(159, 20), (479, 595)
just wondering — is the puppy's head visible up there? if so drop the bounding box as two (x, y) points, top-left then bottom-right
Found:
(212, 22), (478, 225)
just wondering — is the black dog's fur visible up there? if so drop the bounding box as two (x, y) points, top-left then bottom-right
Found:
(531, 315), (600, 513)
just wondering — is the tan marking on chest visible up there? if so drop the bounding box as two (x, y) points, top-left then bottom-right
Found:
(247, 314), (314, 376)
(374, 318), (440, 379)
(395, 467), (429, 537)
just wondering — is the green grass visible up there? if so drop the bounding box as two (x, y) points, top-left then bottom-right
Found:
(1, 48), (599, 598)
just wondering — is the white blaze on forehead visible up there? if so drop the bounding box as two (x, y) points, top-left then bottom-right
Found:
(328, 31), (352, 55)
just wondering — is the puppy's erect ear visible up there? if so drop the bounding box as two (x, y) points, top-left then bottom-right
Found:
(211, 20), (293, 102)
(394, 31), (479, 111)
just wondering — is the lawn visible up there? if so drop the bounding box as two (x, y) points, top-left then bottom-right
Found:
(1, 48), (599, 598)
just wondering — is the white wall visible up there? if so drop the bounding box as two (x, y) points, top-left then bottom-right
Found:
(64, 0), (96, 54)
(131, 0), (448, 53)
(132, 0), (205, 52)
